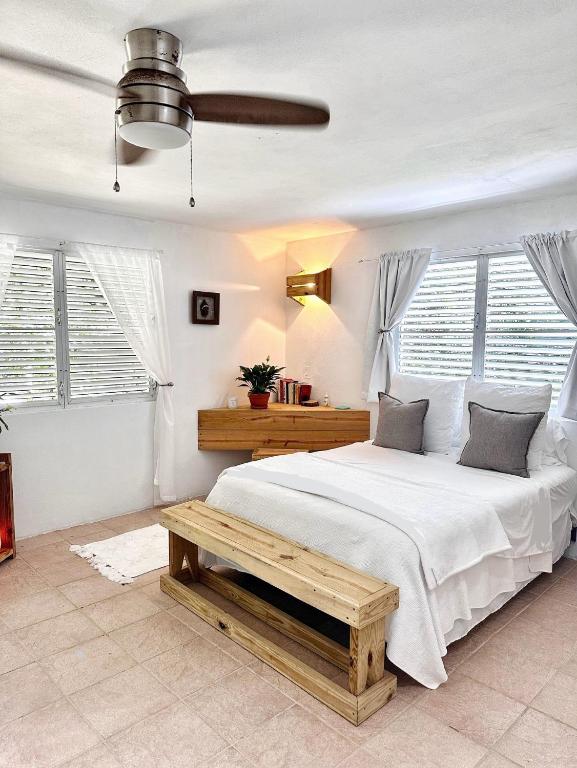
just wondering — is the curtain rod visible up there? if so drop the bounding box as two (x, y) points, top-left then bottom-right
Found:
(62, 239), (164, 255)
(358, 241), (521, 263)
(0, 231), (163, 254)
(357, 230), (577, 263)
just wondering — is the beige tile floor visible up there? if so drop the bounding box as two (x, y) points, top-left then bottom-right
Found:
(1, 508), (577, 767)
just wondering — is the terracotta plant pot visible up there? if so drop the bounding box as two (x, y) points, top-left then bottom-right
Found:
(248, 392), (270, 410)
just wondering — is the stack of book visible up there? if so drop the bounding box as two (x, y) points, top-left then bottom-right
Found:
(278, 378), (312, 404)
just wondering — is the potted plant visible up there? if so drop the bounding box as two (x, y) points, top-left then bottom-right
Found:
(236, 357), (284, 410)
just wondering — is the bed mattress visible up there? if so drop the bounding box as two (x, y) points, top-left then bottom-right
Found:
(205, 443), (577, 688)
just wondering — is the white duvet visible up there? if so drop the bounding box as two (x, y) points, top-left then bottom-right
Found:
(205, 442), (577, 687)
(227, 450), (513, 589)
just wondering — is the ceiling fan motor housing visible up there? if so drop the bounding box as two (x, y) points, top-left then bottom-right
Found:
(116, 28), (192, 149)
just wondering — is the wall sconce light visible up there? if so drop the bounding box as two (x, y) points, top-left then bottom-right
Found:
(286, 268), (332, 305)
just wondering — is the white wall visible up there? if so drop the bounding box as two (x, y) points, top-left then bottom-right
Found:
(0, 198), (286, 537)
(286, 191), (577, 421)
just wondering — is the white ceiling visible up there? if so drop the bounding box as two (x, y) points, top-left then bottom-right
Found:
(2, 0), (577, 241)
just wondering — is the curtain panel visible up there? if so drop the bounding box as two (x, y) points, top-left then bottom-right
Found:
(70, 243), (176, 501)
(521, 231), (577, 420)
(363, 248), (431, 401)
(0, 237), (16, 309)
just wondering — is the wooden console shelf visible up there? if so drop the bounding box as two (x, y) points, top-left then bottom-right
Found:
(198, 404), (370, 452)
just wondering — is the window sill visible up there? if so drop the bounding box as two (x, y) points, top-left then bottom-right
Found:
(6, 395), (156, 416)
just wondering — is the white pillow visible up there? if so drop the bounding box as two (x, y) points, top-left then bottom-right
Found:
(388, 373), (465, 454)
(459, 378), (552, 470)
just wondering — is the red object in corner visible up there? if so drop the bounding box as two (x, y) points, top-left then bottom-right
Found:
(299, 384), (312, 403)
(0, 453), (15, 564)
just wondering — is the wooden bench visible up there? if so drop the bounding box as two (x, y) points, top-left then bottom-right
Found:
(160, 500), (399, 725)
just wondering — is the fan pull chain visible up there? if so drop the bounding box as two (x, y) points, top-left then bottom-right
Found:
(189, 120), (195, 207)
(113, 114), (120, 193)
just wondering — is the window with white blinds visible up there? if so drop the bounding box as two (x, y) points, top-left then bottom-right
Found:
(65, 254), (151, 400)
(399, 250), (577, 404)
(0, 247), (152, 407)
(0, 251), (58, 403)
(399, 259), (477, 378)
(484, 254), (577, 401)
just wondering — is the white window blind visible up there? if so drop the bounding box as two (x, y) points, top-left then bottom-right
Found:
(399, 259), (477, 378)
(0, 251), (58, 403)
(484, 253), (577, 401)
(0, 244), (153, 407)
(399, 249), (577, 404)
(65, 254), (150, 400)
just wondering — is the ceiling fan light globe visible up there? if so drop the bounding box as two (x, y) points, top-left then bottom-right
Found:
(118, 121), (189, 149)
(116, 102), (191, 149)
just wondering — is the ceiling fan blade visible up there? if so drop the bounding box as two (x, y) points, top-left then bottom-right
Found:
(116, 138), (153, 166)
(0, 45), (123, 97)
(186, 93), (330, 127)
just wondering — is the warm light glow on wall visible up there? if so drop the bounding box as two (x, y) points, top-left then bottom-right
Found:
(286, 268), (331, 306)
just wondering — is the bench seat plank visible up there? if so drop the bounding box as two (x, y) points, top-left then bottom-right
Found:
(162, 501), (398, 628)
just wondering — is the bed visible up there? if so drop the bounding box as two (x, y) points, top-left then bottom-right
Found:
(204, 441), (577, 688)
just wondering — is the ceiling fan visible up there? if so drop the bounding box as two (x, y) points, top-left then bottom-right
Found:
(1, 28), (330, 203)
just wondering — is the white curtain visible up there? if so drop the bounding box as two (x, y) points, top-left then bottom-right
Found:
(521, 231), (577, 420)
(363, 248), (431, 401)
(70, 243), (176, 501)
(0, 237), (15, 308)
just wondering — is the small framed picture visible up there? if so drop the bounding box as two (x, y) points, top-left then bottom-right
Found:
(191, 291), (220, 325)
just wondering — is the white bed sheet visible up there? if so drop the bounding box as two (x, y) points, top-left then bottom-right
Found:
(205, 444), (577, 688)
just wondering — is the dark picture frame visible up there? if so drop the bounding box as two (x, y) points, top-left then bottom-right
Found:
(191, 291), (220, 325)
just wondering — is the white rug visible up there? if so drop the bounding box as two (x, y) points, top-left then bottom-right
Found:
(70, 524), (169, 584)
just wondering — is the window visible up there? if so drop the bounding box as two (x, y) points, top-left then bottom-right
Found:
(0, 251), (58, 403)
(399, 259), (477, 378)
(0, 247), (153, 407)
(399, 249), (577, 404)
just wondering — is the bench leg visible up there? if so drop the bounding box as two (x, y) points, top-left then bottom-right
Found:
(168, 531), (199, 580)
(348, 619), (385, 696)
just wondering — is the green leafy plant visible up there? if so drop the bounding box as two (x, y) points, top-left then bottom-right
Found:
(0, 394), (12, 433)
(236, 357), (284, 394)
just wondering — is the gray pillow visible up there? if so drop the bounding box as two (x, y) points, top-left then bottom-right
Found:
(374, 392), (429, 454)
(458, 401), (545, 478)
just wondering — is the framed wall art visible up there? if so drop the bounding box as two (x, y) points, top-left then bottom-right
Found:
(191, 291), (220, 325)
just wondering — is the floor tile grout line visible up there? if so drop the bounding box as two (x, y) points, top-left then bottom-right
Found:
(454, 662), (555, 709)
(139, 638), (251, 706)
(98, 693), (240, 756)
(62, 666), (181, 746)
(490, 705), (535, 765)
(175, 666), (297, 748)
(445, 581), (572, 673)
(528, 690), (577, 730)
(244, 660), (379, 745)
(53, 686), (111, 768)
(0, 688), (109, 768)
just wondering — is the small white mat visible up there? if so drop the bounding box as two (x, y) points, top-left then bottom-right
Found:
(70, 524), (169, 584)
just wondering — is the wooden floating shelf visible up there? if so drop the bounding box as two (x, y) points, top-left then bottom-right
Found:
(199, 403), (370, 452)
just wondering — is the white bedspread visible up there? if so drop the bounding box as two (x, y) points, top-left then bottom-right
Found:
(205, 443), (577, 688)
(225, 450), (512, 588)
